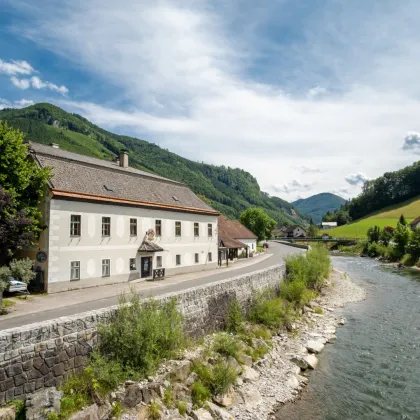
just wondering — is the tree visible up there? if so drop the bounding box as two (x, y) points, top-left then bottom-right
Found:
(407, 228), (420, 261)
(239, 208), (277, 242)
(307, 223), (318, 238)
(393, 222), (410, 257)
(367, 226), (381, 243)
(399, 214), (407, 226)
(0, 122), (50, 265)
(379, 228), (393, 246)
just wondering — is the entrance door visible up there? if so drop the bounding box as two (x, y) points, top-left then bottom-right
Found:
(141, 257), (152, 278)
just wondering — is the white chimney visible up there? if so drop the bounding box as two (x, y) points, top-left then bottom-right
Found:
(119, 150), (128, 168)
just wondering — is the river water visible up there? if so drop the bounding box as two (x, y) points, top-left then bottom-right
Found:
(276, 256), (420, 420)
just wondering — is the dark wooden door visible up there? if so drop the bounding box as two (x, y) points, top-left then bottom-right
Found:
(141, 257), (152, 278)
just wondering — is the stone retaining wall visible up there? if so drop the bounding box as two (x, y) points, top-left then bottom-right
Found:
(0, 264), (284, 403)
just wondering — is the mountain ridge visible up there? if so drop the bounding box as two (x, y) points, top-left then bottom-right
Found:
(0, 103), (308, 225)
(292, 192), (345, 224)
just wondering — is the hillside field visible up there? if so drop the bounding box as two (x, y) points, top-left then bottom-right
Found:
(327, 196), (420, 238)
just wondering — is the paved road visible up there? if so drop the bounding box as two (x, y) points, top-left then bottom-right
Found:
(0, 242), (302, 331)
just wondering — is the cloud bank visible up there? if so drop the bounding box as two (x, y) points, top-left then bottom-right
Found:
(345, 173), (369, 186)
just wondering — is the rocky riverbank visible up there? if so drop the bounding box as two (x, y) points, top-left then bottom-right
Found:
(2, 269), (365, 420)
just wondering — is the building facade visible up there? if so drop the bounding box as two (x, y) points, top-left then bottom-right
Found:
(27, 143), (219, 293)
(285, 225), (307, 238)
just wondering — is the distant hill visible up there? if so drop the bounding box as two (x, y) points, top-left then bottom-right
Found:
(0, 103), (308, 225)
(326, 195), (420, 238)
(293, 193), (345, 224)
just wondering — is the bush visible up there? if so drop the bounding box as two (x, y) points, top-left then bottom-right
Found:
(110, 401), (123, 419)
(248, 295), (295, 330)
(177, 401), (187, 417)
(226, 299), (244, 334)
(285, 254), (309, 283)
(306, 244), (331, 289)
(9, 258), (36, 283)
(280, 280), (310, 306)
(163, 386), (174, 408)
(147, 401), (161, 420)
(191, 381), (211, 407)
(212, 333), (242, 360)
(98, 292), (185, 377)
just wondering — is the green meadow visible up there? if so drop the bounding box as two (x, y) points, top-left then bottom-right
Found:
(327, 196), (420, 238)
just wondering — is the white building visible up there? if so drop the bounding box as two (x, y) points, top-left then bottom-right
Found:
(321, 222), (338, 230)
(284, 225), (307, 238)
(27, 143), (219, 293)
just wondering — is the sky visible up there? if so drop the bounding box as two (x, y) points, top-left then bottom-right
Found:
(1, 0), (420, 202)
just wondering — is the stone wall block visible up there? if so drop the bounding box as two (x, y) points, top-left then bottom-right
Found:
(14, 373), (27, 387)
(5, 364), (22, 378)
(0, 391), (5, 405)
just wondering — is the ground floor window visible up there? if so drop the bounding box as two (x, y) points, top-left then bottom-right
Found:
(156, 256), (162, 268)
(195, 253), (199, 263)
(176, 254), (181, 266)
(102, 259), (110, 277)
(129, 258), (136, 271)
(70, 261), (80, 281)
(208, 252), (212, 262)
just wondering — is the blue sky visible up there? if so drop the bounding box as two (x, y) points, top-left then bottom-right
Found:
(1, 0), (420, 201)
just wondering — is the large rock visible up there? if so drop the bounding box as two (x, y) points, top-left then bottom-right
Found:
(290, 356), (308, 370)
(191, 408), (213, 420)
(0, 406), (15, 420)
(306, 340), (325, 354)
(241, 366), (259, 383)
(206, 401), (234, 420)
(241, 355), (253, 367)
(286, 375), (300, 389)
(124, 384), (144, 408)
(26, 387), (63, 420)
(170, 360), (192, 382)
(239, 386), (262, 409)
(68, 404), (100, 420)
(212, 387), (241, 408)
(304, 354), (319, 370)
(227, 357), (242, 375)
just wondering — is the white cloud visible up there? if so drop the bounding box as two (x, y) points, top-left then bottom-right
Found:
(6, 0), (420, 200)
(345, 173), (369, 186)
(0, 59), (34, 76)
(14, 98), (34, 107)
(297, 166), (323, 174)
(270, 180), (313, 195)
(0, 97), (35, 109)
(402, 131), (420, 154)
(9, 75), (68, 95)
(10, 76), (30, 89)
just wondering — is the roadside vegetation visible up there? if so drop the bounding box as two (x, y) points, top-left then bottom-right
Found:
(44, 245), (331, 419)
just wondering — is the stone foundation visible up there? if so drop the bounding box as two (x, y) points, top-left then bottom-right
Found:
(0, 264), (284, 403)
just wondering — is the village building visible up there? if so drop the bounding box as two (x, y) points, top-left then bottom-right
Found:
(284, 225), (307, 238)
(217, 215), (258, 262)
(409, 217), (420, 231)
(321, 221), (338, 230)
(27, 143), (219, 293)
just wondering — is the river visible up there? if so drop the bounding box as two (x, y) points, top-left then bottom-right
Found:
(275, 256), (420, 420)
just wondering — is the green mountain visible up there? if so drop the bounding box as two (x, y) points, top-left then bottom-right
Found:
(0, 103), (308, 225)
(293, 193), (345, 224)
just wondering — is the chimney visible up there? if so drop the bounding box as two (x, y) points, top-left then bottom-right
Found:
(119, 150), (129, 168)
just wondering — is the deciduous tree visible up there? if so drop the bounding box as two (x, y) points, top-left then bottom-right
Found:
(239, 208), (277, 242)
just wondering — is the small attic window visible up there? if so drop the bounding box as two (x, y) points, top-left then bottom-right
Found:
(104, 185), (114, 192)
(172, 196), (179, 202)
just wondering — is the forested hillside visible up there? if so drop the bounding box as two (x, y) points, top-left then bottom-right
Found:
(0, 103), (308, 225)
(293, 193), (345, 224)
(324, 161), (420, 224)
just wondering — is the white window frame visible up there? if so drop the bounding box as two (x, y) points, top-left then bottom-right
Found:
(70, 215), (81, 237)
(102, 217), (111, 237)
(176, 254), (181, 266)
(102, 259), (110, 277)
(70, 261), (80, 281)
(208, 252), (212, 262)
(155, 220), (162, 237)
(195, 253), (199, 264)
(130, 218), (137, 237)
(129, 258), (136, 271)
(208, 223), (212, 237)
(175, 221), (181, 237)
(194, 222), (199, 237)
(156, 256), (162, 268)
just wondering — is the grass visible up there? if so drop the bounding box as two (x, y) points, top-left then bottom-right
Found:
(1, 298), (16, 308)
(327, 196), (420, 238)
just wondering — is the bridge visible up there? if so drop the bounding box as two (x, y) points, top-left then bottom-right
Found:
(274, 237), (358, 245)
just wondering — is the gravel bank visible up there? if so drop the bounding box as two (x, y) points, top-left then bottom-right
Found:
(230, 269), (366, 420)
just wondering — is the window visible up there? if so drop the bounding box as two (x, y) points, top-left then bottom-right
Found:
(129, 258), (136, 271)
(102, 217), (111, 236)
(155, 220), (162, 236)
(130, 218), (137, 236)
(194, 222), (199, 237)
(208, 252), (212, 262)
(195, 253), (199, 263)
(176, 255), (181, 266)
(156, 256), (162, 268)
(70, 215), (81, 237)
(70, 261), (80, 281)
(102, 259), (110, 277)
(208, 223), (212, 237)
(175, 221), (181, 237)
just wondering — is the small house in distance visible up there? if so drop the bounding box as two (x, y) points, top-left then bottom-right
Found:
(409, 217), (420, 231)
(217, 215), (257, 262)
(321, 222), (337, 230)
(284, 225), (307, 238)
